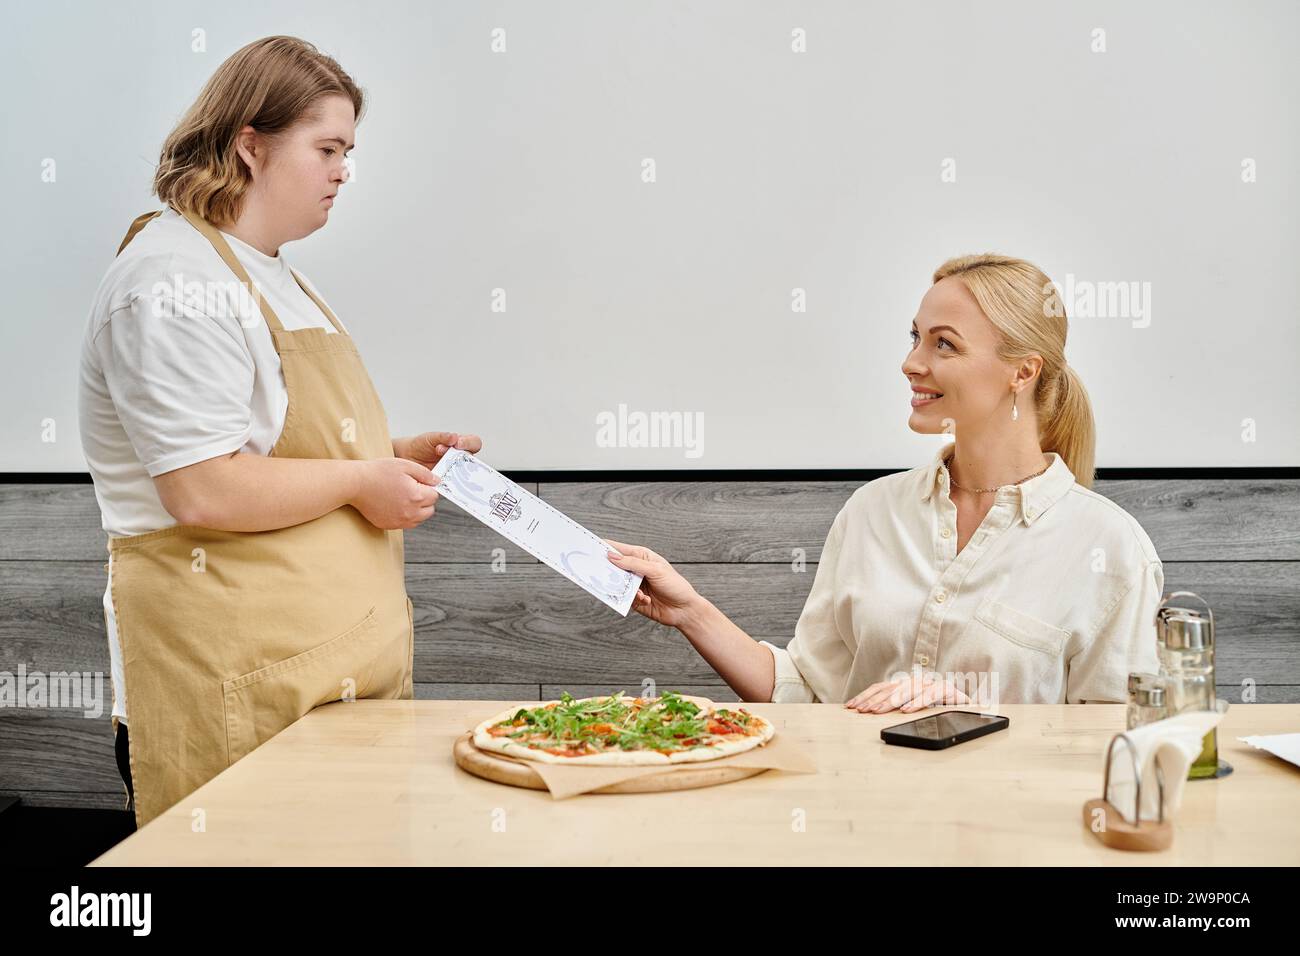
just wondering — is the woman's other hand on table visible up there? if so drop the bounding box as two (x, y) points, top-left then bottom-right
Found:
(845, 673), (971, 714)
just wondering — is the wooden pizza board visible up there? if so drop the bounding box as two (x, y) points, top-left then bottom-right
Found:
(453, 732), (769, 794)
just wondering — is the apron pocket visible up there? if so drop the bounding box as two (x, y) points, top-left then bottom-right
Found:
(222, 606), (379, 765)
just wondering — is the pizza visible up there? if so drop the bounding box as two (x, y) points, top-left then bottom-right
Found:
(472, 690), (774, 765)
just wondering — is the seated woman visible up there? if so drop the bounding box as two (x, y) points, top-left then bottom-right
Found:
(607, 253), (1163, 713)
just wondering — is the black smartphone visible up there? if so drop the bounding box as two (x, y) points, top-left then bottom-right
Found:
(880, 710), (1009, 750)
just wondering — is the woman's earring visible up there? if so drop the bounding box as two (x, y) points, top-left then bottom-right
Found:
(1011, 390), (1019, 422)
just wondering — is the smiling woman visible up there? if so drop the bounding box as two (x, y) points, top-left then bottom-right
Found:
(77, 35), (480, 829)
(606, 254), (1163, 712)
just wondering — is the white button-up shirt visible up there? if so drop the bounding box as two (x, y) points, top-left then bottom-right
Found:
(760, 442), (1163, 705)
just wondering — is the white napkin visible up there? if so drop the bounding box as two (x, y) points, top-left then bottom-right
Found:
(1237, 733), (1300, 770)
(1102, 709), (1226, 824)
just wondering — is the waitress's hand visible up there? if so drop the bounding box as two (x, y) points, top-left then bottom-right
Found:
(352, 458), (441, 530)
(396, 431), (483, 468)
(603, 539), (705, 630)
(844, 673), (971, 714)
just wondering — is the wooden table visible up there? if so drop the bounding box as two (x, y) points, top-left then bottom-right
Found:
(89, 701), (1300, 865)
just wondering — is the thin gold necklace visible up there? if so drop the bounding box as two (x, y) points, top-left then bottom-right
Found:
(948, 459), (1050, 495)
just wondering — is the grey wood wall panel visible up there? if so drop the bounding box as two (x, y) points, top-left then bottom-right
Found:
(1094, 479), (1300, 562)
(540, 481), (854, 563)
(1211, 685), (1300, 705)
(0, 560), (110, 675)
(4, 560), (1298, 686)
(406, 562), (1299, 685)
(544, 683), (741, 702)
(0, 484), (108, 562)
(541, 478), (1300, 562)
(407, 563), (810, 684)
(0, 711), (122, 795)
(4, 478), (1298, 563)
(3, 791), (127, 810)
(2, 477), (1297, 812)
(0, 483), (540, 564)
(413, 683), (539, 701)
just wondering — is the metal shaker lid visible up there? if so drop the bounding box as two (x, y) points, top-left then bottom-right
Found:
(1154, 591), (1215, 651)
(1128, 671), (1160, 694)
(1128, 672), (1166, 705)
(1135, 684), (1166, 707)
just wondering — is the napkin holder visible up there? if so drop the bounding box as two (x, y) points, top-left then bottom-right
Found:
(1082, 731), (1173, 851)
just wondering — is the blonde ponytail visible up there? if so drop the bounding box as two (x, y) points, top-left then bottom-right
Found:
(1037, 364), (1096, 487)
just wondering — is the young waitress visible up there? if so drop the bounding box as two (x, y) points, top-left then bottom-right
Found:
(78, 36), (481, 827)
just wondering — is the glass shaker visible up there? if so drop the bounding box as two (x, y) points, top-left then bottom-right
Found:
(1154, 590), (1228, 779)
(1126, 672), (1167, 730)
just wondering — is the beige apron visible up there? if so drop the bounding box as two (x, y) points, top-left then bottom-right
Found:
(106, 208), (414, 828)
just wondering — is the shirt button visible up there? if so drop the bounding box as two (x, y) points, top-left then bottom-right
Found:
(941, 528), (952, 538)
(1027, 508), (1036, 518)
(935, 590), (946, 603)
(919, 654), (930, 666)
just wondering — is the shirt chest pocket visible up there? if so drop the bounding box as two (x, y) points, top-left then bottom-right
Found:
(972, 596), (1069, 657)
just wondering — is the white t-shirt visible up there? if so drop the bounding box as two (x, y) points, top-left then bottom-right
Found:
(77, 207), (347, 724)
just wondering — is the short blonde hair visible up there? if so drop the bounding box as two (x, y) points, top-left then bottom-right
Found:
(153, 36), (364, 226)
(932, 254), (1097, 488)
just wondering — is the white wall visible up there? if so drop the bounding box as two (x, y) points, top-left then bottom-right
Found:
(4, 0), (1297, 471)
